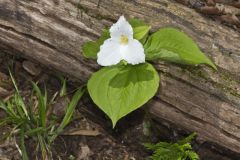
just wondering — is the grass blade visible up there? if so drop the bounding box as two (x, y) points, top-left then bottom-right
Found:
(6, 101), (19, 120)
(0, 99), (7, 110)
(25, 127), (44, 136)
(50, 86), (85, 143)
(9, 71), (29, 119)
(59, 77), (67, 97)
(58, 87), (85, 130)
(32, 82), (47, 128)
(9, 69), (19, 94)
(20, 128), (29, 160)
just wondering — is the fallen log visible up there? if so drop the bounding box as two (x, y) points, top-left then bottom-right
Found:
(0, 0), (239, 153)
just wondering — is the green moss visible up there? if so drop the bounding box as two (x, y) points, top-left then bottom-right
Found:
(75, 2), (89, 14)
(165, 67), (240, 98)
(230, 91), (240, 97)
(66, 0), (112, 21)
(189, 69), (210, 80)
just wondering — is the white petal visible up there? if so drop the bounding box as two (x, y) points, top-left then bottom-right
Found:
(122, 39), (145, 65)
(97, 39), (123, 66)
(110, 16), (133, 39)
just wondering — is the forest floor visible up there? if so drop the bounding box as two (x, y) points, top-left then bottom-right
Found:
(0, 55), (240, 160)
(0, 0), (240, 159)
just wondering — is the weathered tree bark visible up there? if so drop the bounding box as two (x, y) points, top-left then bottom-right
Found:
(0, 0), (239, 153)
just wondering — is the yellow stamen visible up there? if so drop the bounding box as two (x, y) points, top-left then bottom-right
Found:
(120, 35), (129, 45)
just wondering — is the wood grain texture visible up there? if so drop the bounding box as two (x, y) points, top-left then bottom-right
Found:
(0, 0), (239, 153)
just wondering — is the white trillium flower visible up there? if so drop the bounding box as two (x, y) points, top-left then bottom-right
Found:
(97, 16), (145, 66)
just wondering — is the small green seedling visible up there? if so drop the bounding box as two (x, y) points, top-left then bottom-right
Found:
(144, 133), (199, 160)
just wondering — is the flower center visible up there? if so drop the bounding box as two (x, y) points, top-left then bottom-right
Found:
(119, 35), (129, 45)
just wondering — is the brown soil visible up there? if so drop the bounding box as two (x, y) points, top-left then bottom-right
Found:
(0, 54), (240, 159)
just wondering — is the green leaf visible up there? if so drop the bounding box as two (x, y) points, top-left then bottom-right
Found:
(25, 127), (44, 136)
(50, 86), (85, 143)
(133, 26), (151, 42)
(32, 82), (47, 128)
(9, 71), (29, 119)
(144, 28), (217, 70)
(59, 76), (67, 97)
(178, 132), (197, 145)
(59, 87), (85, 129)
(129, 18), (151, 43)
(129, 18), (147, 27)
(87, 63), (159, 127)
(144, 133), (199, 160)
(20, 128), (29, 160)
(82, 29), (110, 59)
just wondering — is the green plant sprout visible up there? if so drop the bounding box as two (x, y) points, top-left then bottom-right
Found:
(82, 15), (216, 127)
(144, 133), (199, 160)
(0, 72), (85, 160)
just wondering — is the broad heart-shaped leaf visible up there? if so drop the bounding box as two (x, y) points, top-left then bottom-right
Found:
(144, 28), (217, 70)
(87, 63), (159, 127)
(82, 29), (110, 59)
(82, 18), (150, 59)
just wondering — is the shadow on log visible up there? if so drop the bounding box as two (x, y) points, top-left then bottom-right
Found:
(0, 0), (239, 154)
